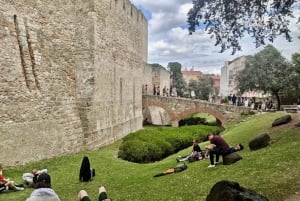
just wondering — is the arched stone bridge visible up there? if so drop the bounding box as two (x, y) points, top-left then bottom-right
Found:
(142, 95), (252, 127)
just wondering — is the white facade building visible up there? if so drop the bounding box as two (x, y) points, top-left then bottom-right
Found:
(220, 56), (268, 99)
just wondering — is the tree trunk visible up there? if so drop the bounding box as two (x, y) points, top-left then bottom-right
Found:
(274, 92), (281, 110)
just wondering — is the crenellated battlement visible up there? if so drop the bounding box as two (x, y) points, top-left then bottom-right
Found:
(109, 0), (147, 24)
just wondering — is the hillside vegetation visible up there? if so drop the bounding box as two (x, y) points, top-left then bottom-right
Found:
(1, 112), (300, 201)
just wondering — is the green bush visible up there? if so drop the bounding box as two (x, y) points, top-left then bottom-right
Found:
(179, 116), (207, 126)
(118, 125), (221, 163)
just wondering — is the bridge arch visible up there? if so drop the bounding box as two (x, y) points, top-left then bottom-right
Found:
(175, 107), (225, 127)
(142, 99), (177, 122)
(142, 95), (251, 127)
(142, 98), (225, 127)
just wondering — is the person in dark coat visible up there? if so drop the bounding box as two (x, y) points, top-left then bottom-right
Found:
(206, 133), (231, 168)
(79, 156), (92, 182)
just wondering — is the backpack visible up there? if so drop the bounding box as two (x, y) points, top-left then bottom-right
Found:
(79, 156), (95, 182)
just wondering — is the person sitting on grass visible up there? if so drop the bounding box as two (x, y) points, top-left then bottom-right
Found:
(26, 172), (60, 201)
(176, 139), (205, 163)
(0, 163), (24, 192)
(78, 186), (112, 201)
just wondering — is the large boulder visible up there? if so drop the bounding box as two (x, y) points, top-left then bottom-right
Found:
(223, 152), (242, 165)
(248, 133), (271, 151)
(271, 115), (292, 127)
(206, 180), (269, 201)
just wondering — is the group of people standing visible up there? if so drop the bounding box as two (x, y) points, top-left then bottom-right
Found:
(153, 85), (170, 97)
(226, 94), (257, 108)
(225, 94), (278, 111)
(143, 84), (179, 97)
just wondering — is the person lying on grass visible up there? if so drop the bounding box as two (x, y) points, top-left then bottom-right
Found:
(154, 163), (188, 177)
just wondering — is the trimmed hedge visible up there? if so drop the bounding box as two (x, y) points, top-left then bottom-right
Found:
(118, 125), (221, 163)
(179, 116), (207, 126)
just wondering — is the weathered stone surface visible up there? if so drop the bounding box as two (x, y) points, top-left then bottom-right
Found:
(206, 180), (269, 201)
(272, 115), (292, 127)
(284, 108), (298, 113)
(0, 0), (147, 166)
(223, 152), (242, 165)
(142, 95), (252, 127)
(249, 133), (271, 151)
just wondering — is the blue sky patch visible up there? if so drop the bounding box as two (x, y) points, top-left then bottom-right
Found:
(135, 5), (152, 20)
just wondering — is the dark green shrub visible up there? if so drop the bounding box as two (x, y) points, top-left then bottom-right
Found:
(118, 125), (221, 163)
(179, 117), (207, 126)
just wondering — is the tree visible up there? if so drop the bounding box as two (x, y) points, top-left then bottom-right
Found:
(188, 0), (299, 54)
(198, 76), (214, 100)
(188, 79), (199, 98)
(236, 45), (292, 110)
(285, 52), (300, 102)
(188, 76), (214, 100)
(292, 52), (300, 73)
(150, 63), (165, 68)
(167, 62), (187, 97)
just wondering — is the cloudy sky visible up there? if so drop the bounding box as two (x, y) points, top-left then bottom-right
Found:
(130, 0), (300, 75)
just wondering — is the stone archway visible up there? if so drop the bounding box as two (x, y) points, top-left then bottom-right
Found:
(142, 95), (251, 127)
(142, 100), (177, 126)
(172, 107), (225, 127)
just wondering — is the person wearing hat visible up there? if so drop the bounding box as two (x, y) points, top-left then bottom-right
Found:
(26, 172), (60, 201)
(78, 186), (112, 201)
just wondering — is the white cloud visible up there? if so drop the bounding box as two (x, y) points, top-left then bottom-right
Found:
(131, 0), (300, 74)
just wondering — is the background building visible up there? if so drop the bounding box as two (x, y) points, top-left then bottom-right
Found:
(182, 68), (220, 97)
(182, 68), (202, 85)
(220, 56), (268, 99)
(143, 64), (171, 125)
(143, 64), (170, 96)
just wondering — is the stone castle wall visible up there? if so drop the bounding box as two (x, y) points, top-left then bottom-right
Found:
(0, 0), (147, 166)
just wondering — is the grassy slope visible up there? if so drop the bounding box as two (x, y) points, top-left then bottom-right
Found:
(1, 112), (300, 201)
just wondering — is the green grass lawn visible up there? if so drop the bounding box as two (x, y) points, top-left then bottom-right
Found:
(1, 112), (300, 201)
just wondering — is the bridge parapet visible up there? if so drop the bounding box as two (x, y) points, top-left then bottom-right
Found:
(142, 95), (252, 126)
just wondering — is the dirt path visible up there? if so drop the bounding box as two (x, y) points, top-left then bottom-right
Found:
(283, 177), (300, 201)
(284, 191), (300, 201)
